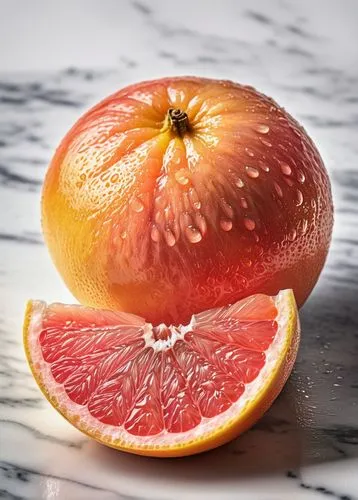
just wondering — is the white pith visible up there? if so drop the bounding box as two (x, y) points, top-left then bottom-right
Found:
(143, 321), (195, 352)
(27, 290), (295, 449)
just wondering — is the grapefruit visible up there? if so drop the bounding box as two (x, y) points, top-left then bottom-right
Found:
(42, 76), (333, 325)
(24, 289), (299, 457)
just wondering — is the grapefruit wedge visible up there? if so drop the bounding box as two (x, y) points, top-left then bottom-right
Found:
(23, 289), (299, 457)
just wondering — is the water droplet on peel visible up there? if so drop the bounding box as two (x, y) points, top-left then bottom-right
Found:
(80, 173), (86, 181)
(164, 229), (176, 247)
(240, 197), (248, 209)
(110, 173), (119, 183)
(244, 218), (256, 231)
(175, 169), (189, 185)
(245, 166), (259, 178)
(154, 210), (163, 224)
(236, 177), (244, 188)
(260, 138), (272, 147)
(121, 231), (127, 239)
(221, 199), (234, 219)
(243, 258), (252, 267)
(295, 189), (303, 206)
(260, 164), (270, 172)
(220, 219), (233, 232)
(76, 182), (83, 188)
(280, 162), (292, 175)
(151, 225), (160, 242)
(288, 229), (297, 241)
(245, 147), (255, 157)
(297, 170), (306, 183)
(131, 197), (144, 213)
(180, 211), (192, 228)
(181, 191), (190, 212)
(195, 212), (207, 235)
(255, 124), (270, 134)
(189, 188), (201, 210)
(274, 182), (283, 198)
(185, 226), (202, 243)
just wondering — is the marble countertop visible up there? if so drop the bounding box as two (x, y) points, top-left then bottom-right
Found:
(1, 0), (358, 498)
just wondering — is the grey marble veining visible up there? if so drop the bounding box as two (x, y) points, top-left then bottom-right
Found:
(0, 0), (358, 499)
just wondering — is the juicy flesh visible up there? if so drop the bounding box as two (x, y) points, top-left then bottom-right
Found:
(38, 295), (278, 436)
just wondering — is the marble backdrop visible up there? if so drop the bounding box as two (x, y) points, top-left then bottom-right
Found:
(0, 0), (357, 498)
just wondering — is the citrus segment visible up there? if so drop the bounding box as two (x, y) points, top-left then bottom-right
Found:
(24, 289), (299, 457)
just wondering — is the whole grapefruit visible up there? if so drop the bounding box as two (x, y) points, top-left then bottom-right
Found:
(42, 77), (333, 325)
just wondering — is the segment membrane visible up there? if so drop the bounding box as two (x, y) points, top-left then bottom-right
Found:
(39, 296), (278, 435)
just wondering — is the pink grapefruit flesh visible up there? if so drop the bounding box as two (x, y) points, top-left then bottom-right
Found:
(24, 289), (299, 457)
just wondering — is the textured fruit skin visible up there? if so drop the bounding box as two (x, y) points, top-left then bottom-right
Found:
(42, 77), (333, 325)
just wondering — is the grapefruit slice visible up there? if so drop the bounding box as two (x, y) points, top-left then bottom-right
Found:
(23, 289), (299, 457)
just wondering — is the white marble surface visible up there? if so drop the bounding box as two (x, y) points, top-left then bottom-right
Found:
(1, 0), (358, 499)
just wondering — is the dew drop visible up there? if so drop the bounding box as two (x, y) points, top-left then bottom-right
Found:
(295, 189), (303, 206)
(297, 169), (306, 184)
(283, 177), (294, 187)
(164, 229), (176, 247)
(80, 173), (86, 181)
(175, 169), (189, 185)
(240, 197), (248, 209)
(245, 166), (260, 178)
(221, 199), (234, 219)
(274, 182), (283, 198)
(164, 206), (173, 224)
(195, 212), (207, 235)
(243, 258), (252, 267)
(236, 177), (245, 188)
(121, 231), (127, 240)
(280, 162), (292, 176)
(154, 210), (163, 224)
(245, 147), (255, 157)
(244, 218), (256, 231)
(220, 219), (233, 232)
(260, 138), (272, 147)
(110, 173), (119, 183)
(151, 225), (160, 242)
(288, 229), (297, 241)
(180, 211), (192, 228)
(260, 164), (270, 172)
(131, 197), (144, 213)
(185, 226), (202, 243)
(189, 188), (201, 210)
(255, 124), (270, 134)
(182, 191), (191, 212)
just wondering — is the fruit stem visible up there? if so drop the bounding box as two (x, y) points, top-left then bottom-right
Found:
(168, 108), (190, 137)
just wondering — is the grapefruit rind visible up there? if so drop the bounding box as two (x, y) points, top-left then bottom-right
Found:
(23, 289), (299, 457)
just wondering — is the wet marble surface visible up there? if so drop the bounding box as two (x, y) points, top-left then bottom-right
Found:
(0, 0), (358, 498)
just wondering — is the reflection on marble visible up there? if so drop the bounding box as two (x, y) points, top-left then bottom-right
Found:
(0, 0), (358, 498)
